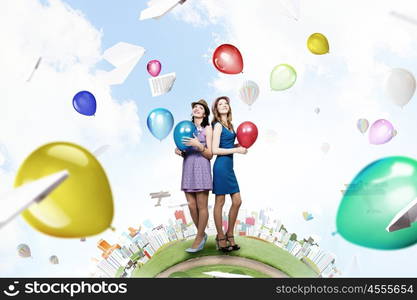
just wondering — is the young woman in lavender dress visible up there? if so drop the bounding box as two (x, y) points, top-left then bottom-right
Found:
(175, 99), (213, 253)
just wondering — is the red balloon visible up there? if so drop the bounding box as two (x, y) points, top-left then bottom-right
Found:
(237, 121), (258, 148)
(212, 44), (243, 74)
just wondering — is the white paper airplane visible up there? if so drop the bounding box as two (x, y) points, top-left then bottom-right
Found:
(203, 271), (253, 278)
(0, 170), (69, 230)
(26, 57), (42, 82)
(386, 198), (417, 232)
(279, 0), (300, 21)
(390, 11), (417, 26)
(139, 0), (187, 21)
(148, 72), (176, 97)
(100, 42), (145, 85)
(93, 145), (110, 157)
(150, 191), (171, 207)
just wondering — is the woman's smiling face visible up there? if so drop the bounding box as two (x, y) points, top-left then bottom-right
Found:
(192, 104), (205, 118)
(217, 98), (230, 114)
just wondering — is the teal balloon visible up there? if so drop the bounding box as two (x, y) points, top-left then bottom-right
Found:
(173, 120), (196, 151)
(336, 156), (417, 249)
(147, 108), (174, 141)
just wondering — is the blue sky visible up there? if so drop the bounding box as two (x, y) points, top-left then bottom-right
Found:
(1, 0), (417, 277)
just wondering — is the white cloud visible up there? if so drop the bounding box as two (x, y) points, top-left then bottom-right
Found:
(0, 0), (141, 276)
(0, 0), (141, 164)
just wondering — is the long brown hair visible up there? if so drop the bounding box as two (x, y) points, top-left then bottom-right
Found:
(211, 96), (233, 131)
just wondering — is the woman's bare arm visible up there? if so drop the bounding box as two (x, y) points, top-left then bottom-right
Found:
(201, 126), (213, 160)
(212, 123), (240, 155)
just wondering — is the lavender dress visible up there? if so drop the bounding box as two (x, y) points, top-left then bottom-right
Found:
(181, 126), (213, 192)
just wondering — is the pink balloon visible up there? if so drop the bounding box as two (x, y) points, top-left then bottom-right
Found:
(147, 60), (161, 77)
(369, 119), (395, 145)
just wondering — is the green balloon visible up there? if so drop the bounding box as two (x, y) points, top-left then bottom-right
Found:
(270, 64), (297, 91)
(336, 156), (417, 250)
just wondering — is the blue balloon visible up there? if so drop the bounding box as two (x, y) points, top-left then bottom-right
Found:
(174, 120), (197, 151)
(73, 91), (96, 116)
(147, 108), (174, 141)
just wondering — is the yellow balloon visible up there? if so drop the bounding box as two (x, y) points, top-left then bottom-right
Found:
(307, 33), (329, 55)
(14, 142), (113, 238)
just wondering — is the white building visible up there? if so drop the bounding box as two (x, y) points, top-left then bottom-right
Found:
(316, 253), (336, 274)
(96, 259), (117, 277)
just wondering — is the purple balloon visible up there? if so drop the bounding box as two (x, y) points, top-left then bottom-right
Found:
(147, 60), (161, 77)
(369, 119), (395, 145)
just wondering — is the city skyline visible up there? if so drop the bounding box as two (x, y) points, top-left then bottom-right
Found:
(92, 206), (338, 278)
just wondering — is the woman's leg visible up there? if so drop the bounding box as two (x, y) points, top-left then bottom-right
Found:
(226, 192), (242, 246)
(185, 192), (198, 228)
(189, 191), (209, 248)
(214, 194), (227, 247)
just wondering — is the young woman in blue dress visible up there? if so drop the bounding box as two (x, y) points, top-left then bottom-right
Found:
(211, 96), (247, 252)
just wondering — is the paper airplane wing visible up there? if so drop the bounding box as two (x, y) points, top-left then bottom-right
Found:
(386, 198), (417, 232)
(100, 56), (142, 85)
(279, 0), (300, 20)
(139, 0), (183, 20)
(93, 145), (110, 157)
(148, 72), (176, 97)
(100, 42), (145, 85)
(0, 170), (69, 229)
(103, 42), (145, 67)
(150, 192), (170, 198)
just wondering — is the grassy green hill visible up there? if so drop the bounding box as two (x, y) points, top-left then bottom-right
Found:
(132, 236), (318, 278)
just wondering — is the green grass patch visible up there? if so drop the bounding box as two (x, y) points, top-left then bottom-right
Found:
(132, 236), (318, 278)
(115, 266), (125, 278)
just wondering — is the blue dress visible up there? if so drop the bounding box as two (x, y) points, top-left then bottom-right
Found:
(213, 123), (240, 195)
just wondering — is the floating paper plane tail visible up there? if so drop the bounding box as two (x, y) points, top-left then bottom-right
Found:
(140, 0), (185, 20)
(386, 197), (417, 232)
(0, 170), (69, 230)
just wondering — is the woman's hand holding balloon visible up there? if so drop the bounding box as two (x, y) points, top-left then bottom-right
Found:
(235, 146), (248, 154)
(175, 148), (184, 157)
(182, 135), (204, 151)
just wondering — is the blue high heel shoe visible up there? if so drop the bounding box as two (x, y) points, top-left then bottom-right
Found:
(185, 233), (207, 253)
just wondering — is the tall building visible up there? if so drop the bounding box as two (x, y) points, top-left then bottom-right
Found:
(245, 217), (255, 226)
(97, 259), (118, 277)
(316, 253), (336, 274)
(206, 215), (217, 236)
(128, 227), (139, 237)
(97, 239), (112, 252)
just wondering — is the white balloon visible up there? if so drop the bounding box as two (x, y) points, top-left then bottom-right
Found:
(385, 68), (416, 108)
(239, 80), (260, 107)
(321, 142), (330, 154)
